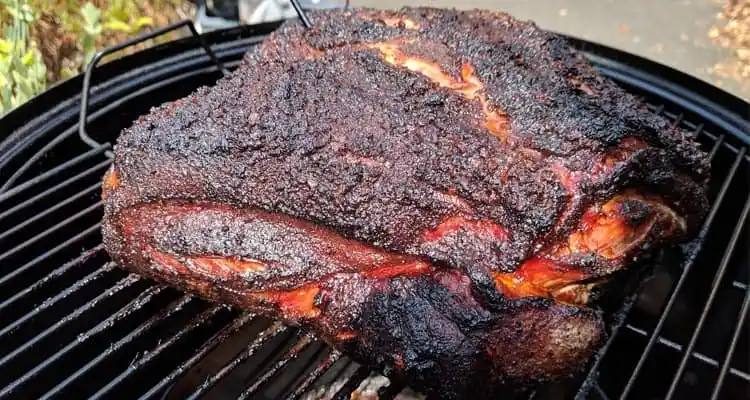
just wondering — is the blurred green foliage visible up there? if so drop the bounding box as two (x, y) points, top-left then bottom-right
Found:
(103, 0), (154, 34)
(80, 2), (101, 64)
(0, 0), (189, 116)
(0, 0), (46, 114)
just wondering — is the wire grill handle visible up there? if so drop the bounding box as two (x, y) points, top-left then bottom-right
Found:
(78, 20), (229, 154)
(290, 0), (314, 28)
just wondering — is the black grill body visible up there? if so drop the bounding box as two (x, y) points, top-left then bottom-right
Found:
(0, 22), (748, 400)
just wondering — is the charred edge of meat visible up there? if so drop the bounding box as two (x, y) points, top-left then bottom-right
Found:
(102, 200), (604, 398)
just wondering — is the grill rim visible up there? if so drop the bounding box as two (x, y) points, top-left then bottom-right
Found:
(0, 20), (748, 400)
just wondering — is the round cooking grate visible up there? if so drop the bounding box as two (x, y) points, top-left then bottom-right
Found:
(0, 22), (748, 400)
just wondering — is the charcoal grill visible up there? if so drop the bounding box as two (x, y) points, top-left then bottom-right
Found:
(0, 19), (748, 400)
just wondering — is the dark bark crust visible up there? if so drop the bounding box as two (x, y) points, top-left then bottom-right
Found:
(102, 7), (709, 399)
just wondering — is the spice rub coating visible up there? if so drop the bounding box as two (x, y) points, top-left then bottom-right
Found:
(102, 7), (709, 398)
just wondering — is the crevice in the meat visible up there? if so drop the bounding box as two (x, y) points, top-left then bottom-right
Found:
(553, 191), (686, 260)
(422, 215), (508, 242)
(492, 190), (685, 304)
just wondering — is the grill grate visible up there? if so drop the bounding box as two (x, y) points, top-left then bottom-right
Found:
(0, 23), (748, 400)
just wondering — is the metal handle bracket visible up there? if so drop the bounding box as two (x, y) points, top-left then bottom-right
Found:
(78, 20), (229, 153)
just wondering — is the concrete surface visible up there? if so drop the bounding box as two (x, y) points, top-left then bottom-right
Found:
(351, 0), (749, 102)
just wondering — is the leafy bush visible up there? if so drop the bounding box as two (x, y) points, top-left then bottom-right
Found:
(0, 0), (191, 116)
(0, 0), (46, 113)
(80, 2), (101, 64)
(102, 0), (153, 35)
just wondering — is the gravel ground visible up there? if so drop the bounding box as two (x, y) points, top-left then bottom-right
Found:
(350, 0), (749, 102)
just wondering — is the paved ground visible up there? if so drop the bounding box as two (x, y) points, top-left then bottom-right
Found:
(350, 0), (748, 101)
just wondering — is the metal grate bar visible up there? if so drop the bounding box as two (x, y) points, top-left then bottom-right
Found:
(710, 283), (750, 399)
(89, 305), (230, 400)
(39, 294), (194, 400)
(594, 383), (611, 400)
(79, 19), (227, 151)
(0, 201), (102, 263)
(0, 223), (101, 288)
(664, 194), (750, 399)
(0, 182), (100, 243)
(0, 273), (138, 368)
(690, 123), (705, 138)
(0, 244), (104, 313)
(618, 146), (747, 399)
(286, 350), (342, 400)
(237, 333), (315, 400)
(669, 113), (684, 129)
(280, 345), (329, 399)
(707, 135), (725, 161)
(576, 130), (734, 400)
(290, 0), (313, 28)
(0, 274), (140, 399)
(308, 359), (355, 399)
(1, 285), (165, 398)
(575, 291), (641, 399)
(0, 159), (109, 222)
(624, 324), (750, 381)
(0, 128), (83, 193)
(185, 321), (288, 400)
(649, 104), (665, 115)
(331, 366), (371, 400)
(321, 359), (356, 391)
(732, 280), (748, 290)
(0, 261), (114, 338)
(137, 311), (254, 400)
(0, 144), (109, 200)
(717, 140), (750, 158)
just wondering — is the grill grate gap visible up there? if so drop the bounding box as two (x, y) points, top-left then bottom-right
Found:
(183, 321), (288, 400)
(0, 159), (110, 223)
(710, 285), (750, 399)
(0, 144), (110, 199)
(136, 308), (249, 399)
(237, 334), (316, 400)
(38, 293), (195, 399)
